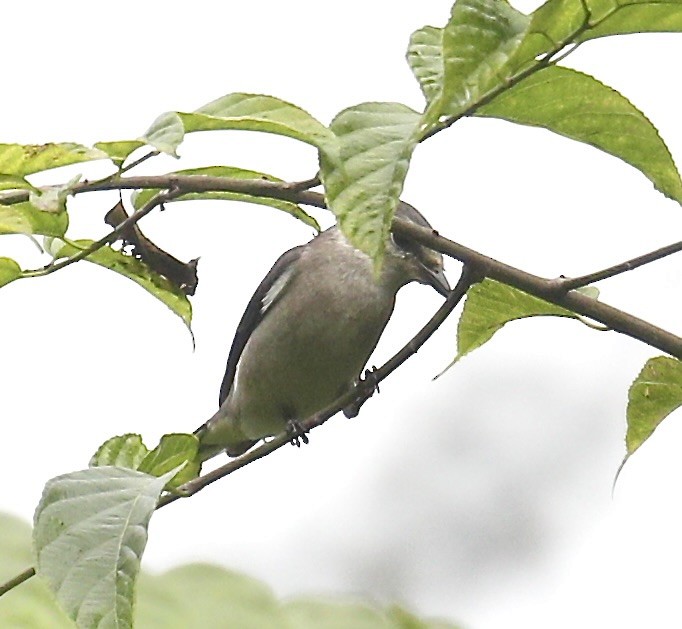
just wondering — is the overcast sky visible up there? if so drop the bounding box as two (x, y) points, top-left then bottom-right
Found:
(3, 2), (682, 628)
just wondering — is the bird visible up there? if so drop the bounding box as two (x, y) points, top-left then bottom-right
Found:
(194, 202), (450, 460)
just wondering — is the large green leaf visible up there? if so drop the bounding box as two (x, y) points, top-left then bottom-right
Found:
(0, 143), (107, 177)
(626, 356), (682, 455)
(0, 202), (68, 237)
(0, 257), (21, 288)
(456, 279), (590, 361)
(33, 466), (177, 629)
(478, 66), (682, 203)
(49, 239), (192, 329)
(319, 102), (422, 266)
(437, 0), (529, 117)
(141, 93), (334, 157)
(3, 512), (460, 629)
(131, 166), (320, 230)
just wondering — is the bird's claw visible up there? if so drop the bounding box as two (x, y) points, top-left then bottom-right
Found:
(286, 419), (310, 448)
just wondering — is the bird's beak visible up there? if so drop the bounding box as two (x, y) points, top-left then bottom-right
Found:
(422, 264), (451, 297)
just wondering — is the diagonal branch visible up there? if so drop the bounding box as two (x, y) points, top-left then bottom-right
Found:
(556, 239), (682, 291)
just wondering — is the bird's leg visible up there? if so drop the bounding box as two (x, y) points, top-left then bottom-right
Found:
(343, 366), (381, 418)
(286, 419), (310, 448)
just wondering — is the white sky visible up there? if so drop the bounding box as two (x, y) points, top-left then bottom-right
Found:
(3, 2), (682, 628)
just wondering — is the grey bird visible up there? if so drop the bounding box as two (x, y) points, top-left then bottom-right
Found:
(195, 202), (450, 460)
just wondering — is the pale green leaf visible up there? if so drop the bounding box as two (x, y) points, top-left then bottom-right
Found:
(626, 356), (682, 454)
(131, 166), (320, 230)
(186, 92), (334, 149)
(0, 202), (68, 237)
(33, 466), (177, 629)
(51, 239), (192, 328)
(0, 143), (107, 177)
(3, 513), (461, 628)
(94, 140), (146, 166)
(0, 257), (22, 288)
(141, 93), (335, 157)
(457, 278), (578, 360)
(29, 174), (81, 213)
(407, 26), (445, 104)
(478, 66), (682, 203)
(319, 102), (422, 265)
(90, 434), (149, 469)
(138, 433), (200, 488)
(437, 0), (529, 117)
(140, 112), (185, 157)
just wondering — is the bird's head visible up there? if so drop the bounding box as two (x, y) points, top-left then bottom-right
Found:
(386, 202), (450, 297)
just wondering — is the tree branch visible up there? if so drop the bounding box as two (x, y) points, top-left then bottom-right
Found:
(556, 239), (682, 291)
(391, 218), (682, 360)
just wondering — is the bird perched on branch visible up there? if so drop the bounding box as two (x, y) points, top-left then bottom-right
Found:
(194, 202), (450, 460)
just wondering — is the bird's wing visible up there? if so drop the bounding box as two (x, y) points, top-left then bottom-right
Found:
(218, 245), (303, 406)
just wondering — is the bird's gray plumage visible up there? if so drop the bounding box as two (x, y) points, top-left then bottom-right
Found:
(195, 203), (449, 459)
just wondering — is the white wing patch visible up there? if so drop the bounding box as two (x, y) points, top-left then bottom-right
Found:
(261, 265), (294, 316)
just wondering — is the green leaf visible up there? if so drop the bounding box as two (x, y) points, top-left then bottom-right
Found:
(0, 143), (107, 177)
(319, 102), (422, 266)
(3, 513), (461, 629)
(188, 93), (334, 148)
(137, 564), (285, 629)
(478, 66), (682, 203)
(580, 0), (682, 41)
(142, 93), (335, 157)
(141, 112), (185, 157)
(456, 278), (579, 360)
(428, 0), (529, 118)
(626, 356), (682, 455)
(90, 434), (150, 469)
(131, 166), (320, 230)
(0, 257), (22, 288)
(33, 466), (177, 629)
(0, 174), (35, 192)
(407, 26), (445, 104)
(0, 202), (68, 237)
(138, 433), (200, 488)
(50, 239), (192, 329)
(94, 140), (146, 166)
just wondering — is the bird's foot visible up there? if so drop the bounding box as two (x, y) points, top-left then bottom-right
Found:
(286, 419), (310, 448)
(343, 366), (381, 418)
(361, 366), (380, 395)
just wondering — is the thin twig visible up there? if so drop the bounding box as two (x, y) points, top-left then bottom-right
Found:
(119, 150), (160, 174)
(556, 239), (682, 291)
(22, 187), (182, 278)
(0, 567), (35, 597)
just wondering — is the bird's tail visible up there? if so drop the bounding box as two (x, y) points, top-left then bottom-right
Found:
(194, 416), (257, 462)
